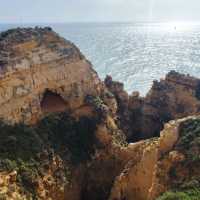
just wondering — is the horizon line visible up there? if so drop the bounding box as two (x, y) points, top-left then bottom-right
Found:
(1, 20), (200, 24)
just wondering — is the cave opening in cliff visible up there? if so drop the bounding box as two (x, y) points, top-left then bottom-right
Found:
(40, 90), (68, 113)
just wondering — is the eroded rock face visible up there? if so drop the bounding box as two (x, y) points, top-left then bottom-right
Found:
(104, 75), (131, 139)
(134, 71), (200, 139)
(109, 116), (200, 200)
(0, 27), (102, 124)
(105, 71), (200, 141)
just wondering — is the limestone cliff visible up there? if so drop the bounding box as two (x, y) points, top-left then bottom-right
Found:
(0, 27), (126, 200)
(105, 71), (200, 141)
(109, 116), (200, 200)
(0, 27), (102, 124)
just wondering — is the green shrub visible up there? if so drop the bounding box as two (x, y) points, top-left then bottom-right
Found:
(158, 118), (200, 200)
(176, 119), (200, 164)
(0, 122), (43, 160)
(0, 113), (98, 197)
(85, 95), (109, 117)
(0, 159), (17, 172)
(157, 191), (190, 200)
(157, 188), (200, 200)
(37, 113), (98, 164)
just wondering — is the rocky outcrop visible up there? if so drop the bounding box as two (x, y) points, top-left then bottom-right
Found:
(105, 71), (200, 141)
(105, 76), (131, 139)
(0, 27), (102, 124)
(134, 71), (200, 139)
(0, 153), (68, 200)
(109, 116), (200, 200)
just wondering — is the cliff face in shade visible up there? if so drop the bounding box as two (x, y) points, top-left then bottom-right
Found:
(135, 71), (200, 139)
(105, 71), (200, 141)
(0, 27), (102, 124)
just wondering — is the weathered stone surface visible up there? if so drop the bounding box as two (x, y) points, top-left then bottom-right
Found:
(105, 75), (131, 139)
(0, 151), (68, 200)
(106, 71), (200, 141)
(135, 71), (200, 139)
(0, 27), (102, 124)
(109, 116), (200, 200)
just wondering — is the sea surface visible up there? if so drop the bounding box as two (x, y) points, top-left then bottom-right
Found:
(1, 22), (200, 95)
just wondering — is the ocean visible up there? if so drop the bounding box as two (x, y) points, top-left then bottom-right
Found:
(1, 22), (200, 95)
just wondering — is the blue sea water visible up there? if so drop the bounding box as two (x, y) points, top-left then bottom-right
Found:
(1, 22), (200, 95)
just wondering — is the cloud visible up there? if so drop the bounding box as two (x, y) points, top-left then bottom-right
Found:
(0, 0), (200, 23)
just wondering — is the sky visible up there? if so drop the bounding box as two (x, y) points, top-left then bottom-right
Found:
(0, 0), (200, 23)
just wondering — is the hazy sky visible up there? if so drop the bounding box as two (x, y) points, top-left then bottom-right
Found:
(0, 0), (200, 23)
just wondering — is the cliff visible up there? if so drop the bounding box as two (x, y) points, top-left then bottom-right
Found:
(105, 71), (200, 141)
(109, 116), (200, 200)
(0, 27), (102, 124)
(0, 27), (124, 200)
(0, 27), (199, 200)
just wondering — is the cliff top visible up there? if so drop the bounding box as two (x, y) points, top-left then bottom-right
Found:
(0, 27), (53, 42)
(0, 27), (84, 76)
